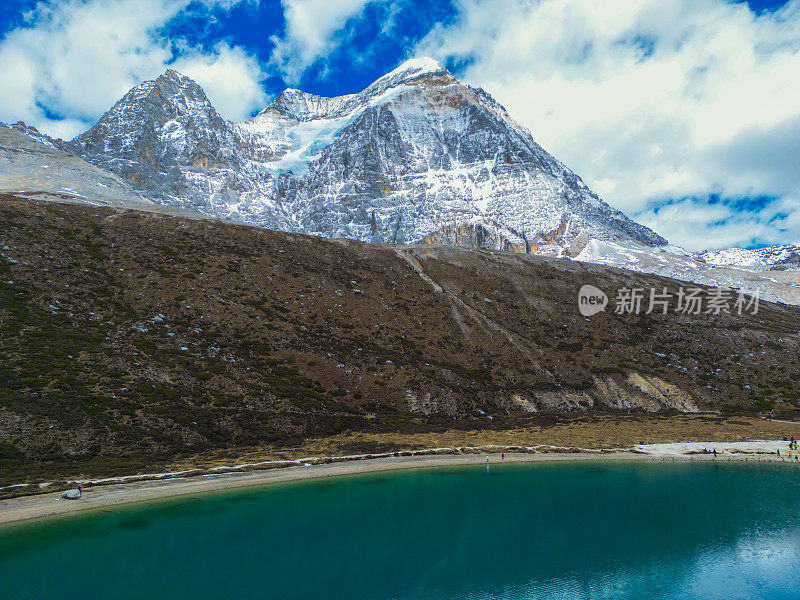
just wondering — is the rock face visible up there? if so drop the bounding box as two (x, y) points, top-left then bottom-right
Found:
(64, 58), (666, 255)
(64, 70), (274, 219)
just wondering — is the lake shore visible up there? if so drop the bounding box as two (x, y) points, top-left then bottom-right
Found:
(2, 440), (797, 526)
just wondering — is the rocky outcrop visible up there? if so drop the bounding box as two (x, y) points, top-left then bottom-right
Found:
(516, 374), (699, 414)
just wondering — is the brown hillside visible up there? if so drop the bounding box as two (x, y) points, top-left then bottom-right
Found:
(1, 195), (799, 485)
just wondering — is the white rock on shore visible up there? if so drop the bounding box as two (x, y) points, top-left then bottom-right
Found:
(636, 440), (792, 456)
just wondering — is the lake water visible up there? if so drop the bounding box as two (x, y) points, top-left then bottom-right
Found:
(2, 461), (800, 599)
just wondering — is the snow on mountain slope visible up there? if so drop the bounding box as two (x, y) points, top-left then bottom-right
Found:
(62, 58), (666, 255)
(253, 57), (453, 123)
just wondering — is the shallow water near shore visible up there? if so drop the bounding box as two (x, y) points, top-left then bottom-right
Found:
(2, 461), (800, 599)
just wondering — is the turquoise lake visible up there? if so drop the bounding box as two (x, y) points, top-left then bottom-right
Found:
(2, 461), (800, 599)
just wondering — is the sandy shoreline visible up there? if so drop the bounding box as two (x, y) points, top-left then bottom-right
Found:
(2, 441), (798, 526)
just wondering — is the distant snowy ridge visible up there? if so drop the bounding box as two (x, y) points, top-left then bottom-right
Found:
(257, 57), (454, 122)
(694, 245), (800, 270)
(575, 239), (800, 305)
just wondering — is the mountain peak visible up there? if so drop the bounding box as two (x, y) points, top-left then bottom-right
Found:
(259, 57), (456, 122)
(379, 57), (450, 83)
(263, 88), (351, 122)
(363, 56), (455, 95)
(68, 64), (232, 181)
(99, 69), (209, 116)
(152, 69), (204, 93)
(79, 68), (217, 131)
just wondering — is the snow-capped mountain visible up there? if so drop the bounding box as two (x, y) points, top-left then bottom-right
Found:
(4, 57), (797, 304)
(62, 58), (666, 254)
(62, 69), (295, 224)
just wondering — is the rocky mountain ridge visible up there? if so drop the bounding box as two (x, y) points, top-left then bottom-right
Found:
(575, 239), (800, 305)
(0, 124), (151, 209)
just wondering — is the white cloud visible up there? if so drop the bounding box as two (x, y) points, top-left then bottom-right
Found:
(270, 0), (386, 82)
(0, 0), (266, 139)
(416, 0), (800, 248)
(635, 198), (800, 251)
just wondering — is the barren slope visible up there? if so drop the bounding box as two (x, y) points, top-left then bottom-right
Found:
(1, 196), (799, 485)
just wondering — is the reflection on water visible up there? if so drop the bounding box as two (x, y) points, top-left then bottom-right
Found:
(2, 462), (799, 600)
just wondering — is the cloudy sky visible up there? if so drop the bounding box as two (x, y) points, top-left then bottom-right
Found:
(0, 0), (797, 250)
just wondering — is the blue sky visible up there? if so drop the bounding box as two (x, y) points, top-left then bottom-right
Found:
(159, 0), (461, 98)
(0, 0), (798, 251)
